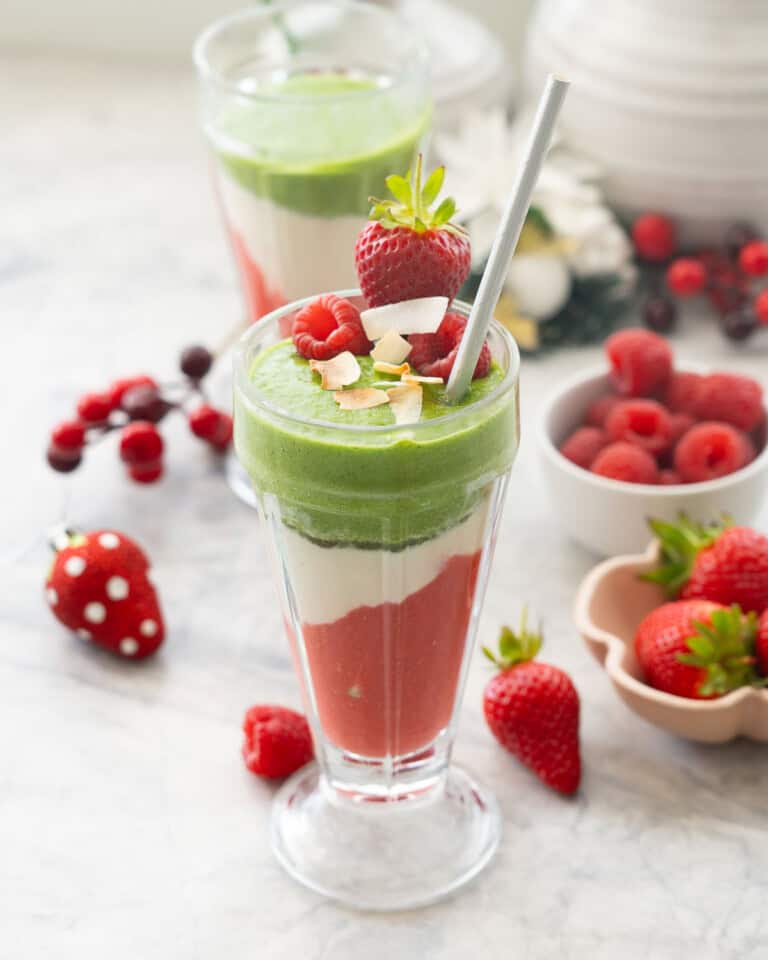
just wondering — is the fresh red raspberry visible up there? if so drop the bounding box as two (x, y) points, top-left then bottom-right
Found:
(128, 460), (164, 484)
(754, 290), (768, 326)
(51, 420), (86, 451)
(408, 312), (491, 381)
(631, 213), (676, 262)
(108, 375), (158, 411)
(663, 371), (703, 414)
(604, 329), (673, 397)
(739, 240), (768, 277)
(188, 405), (233, 450)
(666, 257), (707, 297)
(659, 469), (683, 485)
(605, 399), (673, 455)
(669, 412), (695, 447)
(559, 427), (608, 469)
(591, 442), (659, 484)
(674, 422), (755, 482)
(293, 294), (371, 360)
(693, 372), (764, 432)
(77, 392), (113, 424)
(119, 422), (164, 465)
(242, 704), (313, 779)
(584, 393), (621, 428)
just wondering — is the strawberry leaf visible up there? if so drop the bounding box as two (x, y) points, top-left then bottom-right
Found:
(385, 174), (413, 208)
(420, 165), (445, 207)
(366, 154), (461, 233)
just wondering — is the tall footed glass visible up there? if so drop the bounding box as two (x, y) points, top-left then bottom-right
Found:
(234, 293), (520, 910)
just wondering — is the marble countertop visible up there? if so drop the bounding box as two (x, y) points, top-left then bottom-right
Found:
(3, 52), (768, 960)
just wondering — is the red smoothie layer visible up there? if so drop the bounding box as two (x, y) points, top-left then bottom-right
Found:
(295, 551), (481, 758)
(229, 230), (285, 323)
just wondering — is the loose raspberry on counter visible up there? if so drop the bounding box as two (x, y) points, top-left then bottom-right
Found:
(559, 427), (608, 470)
(293, 294), (371, 360)
(408, 311), (491, 381)
(604, 329), (673, 397)
(242, 704), (314, 779)
(605, 399), (673, 455)
(674, 422), (755, 482)
(591, 442), (659, 484)
(693, 372), (764, 433)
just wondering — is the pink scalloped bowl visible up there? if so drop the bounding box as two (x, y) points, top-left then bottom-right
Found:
(574, 540), (768, 743)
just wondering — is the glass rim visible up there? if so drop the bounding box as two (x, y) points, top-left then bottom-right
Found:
(234, 289), (521, 437)
(193, 0), (430, 103)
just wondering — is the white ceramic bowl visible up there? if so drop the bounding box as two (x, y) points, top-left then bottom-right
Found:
(538, 366), (768, 556)
(575, 541), (768, 743)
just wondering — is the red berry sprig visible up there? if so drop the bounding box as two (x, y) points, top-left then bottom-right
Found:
(46, 344), (234, 484)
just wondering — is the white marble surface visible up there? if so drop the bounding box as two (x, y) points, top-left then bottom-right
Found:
(3, 52), (768, 960)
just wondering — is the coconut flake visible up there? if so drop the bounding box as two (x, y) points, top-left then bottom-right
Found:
(373, 360), (411, 377)
(402, 373), (444, 385)
(371, 329), (413, 365)
(309, 351), (361, 390)
(334, 388), (390, 410)
(387, 383), (423, 425)
(361, 297), (448, 340)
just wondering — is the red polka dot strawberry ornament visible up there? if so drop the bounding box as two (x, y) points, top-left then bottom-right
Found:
(45, 528), (164, 659)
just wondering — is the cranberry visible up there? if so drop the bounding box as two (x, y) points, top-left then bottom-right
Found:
(128, 460), (164, 484)
(666, 258), (707, 297)
(47, 445), (82, 473)
(188, 405), (233, 450)
(754, 289), (768, 326)
(108, 375), (158, 410)
(631, 214), (676, 262)
(51, 420), (86, 451)
(724, 222), (758, 260)
(119, 422), (164, 464)
(180, 345), (213, 380)
(739, 241), (768, 277)
(122, 384), (169, 423)
(642, 295), (677, 333)
(77, 392), (113, 424)
(721, 306), (758, 341)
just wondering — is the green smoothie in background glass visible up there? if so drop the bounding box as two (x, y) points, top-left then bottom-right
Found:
(194, 1), (430, 323)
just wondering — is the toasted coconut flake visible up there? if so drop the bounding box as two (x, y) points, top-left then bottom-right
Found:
(373, 360), (411, 377)
(387, 383), (423, 425)
(309, 351), (361, 390)
(361, 297), (448, 340)
(371, 329), (413, 365)
(334, 388), (390, 410)
(402, 373), (444, 385)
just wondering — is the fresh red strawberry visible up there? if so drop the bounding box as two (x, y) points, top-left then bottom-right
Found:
(584, 393), (620, 428)
(293, 294), (371, 360)
(693, 372), (764, 433)
(241, 704), (313, 779)
(482, 614), (580, 795)
(408, 311), (491, 381)
(757, 610), (768, 676)
(634, 600), (758, 698)
(354, 157), (470, 307)
(605, 399), (672, 455)
(645, 516), (768, 614)
(45, 528), (164, 658)
(674, 422), (754, 482)
(559, 427), (608, 469)
(604, 329), (673, 397)
(590, 442), (659, 484)
(663, 371), (702, 415)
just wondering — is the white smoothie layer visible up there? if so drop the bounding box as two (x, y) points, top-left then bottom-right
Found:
(216, 167), (362, 303)
(279, 502), (490, 626)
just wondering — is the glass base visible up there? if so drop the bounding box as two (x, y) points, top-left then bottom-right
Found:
(270, 763), (502, 911)
(226, 450), (258, 508)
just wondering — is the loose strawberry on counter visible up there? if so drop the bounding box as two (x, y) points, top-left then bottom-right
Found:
(482, 614), (581, 796)
(354, 156), (471, 308)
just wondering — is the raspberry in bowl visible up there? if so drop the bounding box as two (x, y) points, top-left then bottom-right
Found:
(538, 329), (768, 556)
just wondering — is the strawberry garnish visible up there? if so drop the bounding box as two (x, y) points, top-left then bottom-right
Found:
(408, 312), (491, 381)
(354, 157), (471, 307)
(482, 613), (580, 795)
(241, 704), (313, 779)
(293, 294), (371, 361)
(45, 529), (164, 658)
(634, 600), (759, 698)
(757, 610), (768, 676)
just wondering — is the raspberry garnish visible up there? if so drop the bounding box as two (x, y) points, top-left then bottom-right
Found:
(591, 442), (659, 484)
(559, 427), (608, 469)
(293, 294), (371, 360)
(674, 422), (755, 482)
(242, 704), (314, 779)
(605, 399), (672, 455)
(604, 329), (673, 397)
(408, 312), (491, 381)
(693, 372), (764, 433)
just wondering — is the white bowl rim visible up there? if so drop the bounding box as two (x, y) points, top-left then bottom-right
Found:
(537, 363), (768, 495)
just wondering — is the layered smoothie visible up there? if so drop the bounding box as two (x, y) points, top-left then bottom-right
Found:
(206, 71), (428, 321)
(235, 308), (518, 759)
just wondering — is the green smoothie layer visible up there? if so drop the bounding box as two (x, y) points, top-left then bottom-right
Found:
(212, 71), (427, 218)
(235, 340), (519, 548)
